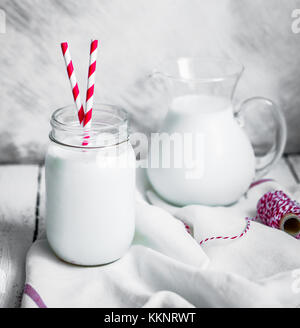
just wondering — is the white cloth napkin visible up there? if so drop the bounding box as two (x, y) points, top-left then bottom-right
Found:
(22, 170), (300, 308)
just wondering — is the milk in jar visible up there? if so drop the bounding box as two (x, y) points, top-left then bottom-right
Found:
(45, 104), (135, 266)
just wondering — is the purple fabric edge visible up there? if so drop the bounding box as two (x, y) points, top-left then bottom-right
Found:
(249, 178), (274, 189)
(23, 283), (47, 308)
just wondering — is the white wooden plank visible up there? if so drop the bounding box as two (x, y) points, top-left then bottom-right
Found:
(285, 155), (300, 183)
(0, 165), (39, 308)
(264, 157), (297, 186)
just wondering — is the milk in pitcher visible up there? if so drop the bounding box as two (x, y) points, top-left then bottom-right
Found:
(147, 94), (255, 206)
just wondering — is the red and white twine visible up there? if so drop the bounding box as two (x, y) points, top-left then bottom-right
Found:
(183, 219), (251, 246)
(184, 181), (300, 247)
(199, 219), (252, 245)
(256, 190), (300, 239)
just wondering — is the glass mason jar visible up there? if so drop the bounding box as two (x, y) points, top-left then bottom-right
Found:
(45, 104), (136, 266)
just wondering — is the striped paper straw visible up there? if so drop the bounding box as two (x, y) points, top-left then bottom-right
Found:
(83, 39), (98, 128)
(61, 42), (85, 125)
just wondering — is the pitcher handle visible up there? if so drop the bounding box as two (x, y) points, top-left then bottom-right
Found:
(236, 97), (287, 178)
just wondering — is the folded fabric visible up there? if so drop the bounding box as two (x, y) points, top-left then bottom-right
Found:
(22, 172), (300, 308)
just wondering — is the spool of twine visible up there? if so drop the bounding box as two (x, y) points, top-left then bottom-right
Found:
(256, 190), (300, 239)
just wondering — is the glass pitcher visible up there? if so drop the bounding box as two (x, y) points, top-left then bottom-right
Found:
(147, 57), (287, 206)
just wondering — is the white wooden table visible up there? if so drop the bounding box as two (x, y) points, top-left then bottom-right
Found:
(0, 156), (299, 308)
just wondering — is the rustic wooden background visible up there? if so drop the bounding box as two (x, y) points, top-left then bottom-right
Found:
(0, 0), (299, 163)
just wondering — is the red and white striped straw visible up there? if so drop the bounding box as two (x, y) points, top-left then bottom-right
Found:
(83, 39), (98, 128)
(61, 42), (85, 125)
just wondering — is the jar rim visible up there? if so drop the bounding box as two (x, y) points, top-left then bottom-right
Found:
(50, 103), (129, 148)
(51, 103), (128, 132)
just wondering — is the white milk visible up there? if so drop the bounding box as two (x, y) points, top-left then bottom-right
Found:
(46, 105), (135, 266)
(147, 94), (255, 206)
(46, 141), (135, 266)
